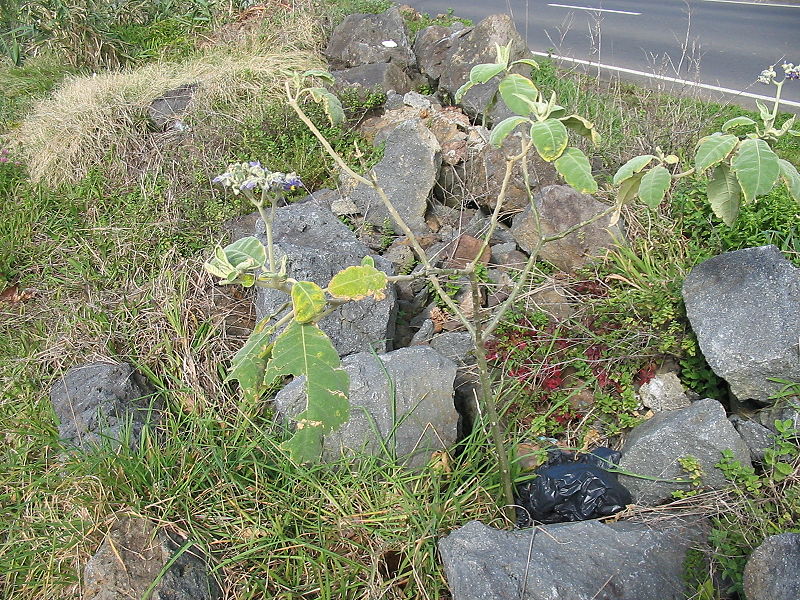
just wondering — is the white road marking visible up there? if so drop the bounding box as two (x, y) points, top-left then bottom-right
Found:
(700, 0), (800, 8)
(547, 3), (642, 15)
(530, 51), (800, 109)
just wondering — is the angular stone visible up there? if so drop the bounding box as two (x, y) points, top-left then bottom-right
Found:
(50, 363), (158, 451)
(254, 201), (396, 356)
(274, 346), (458, 466)
(439, 518), (704, 600)
(743, 533), (800, 600)
(84, 516), (219, 600)
(438, 14), (535, 124)
(511, 185), (624, 273)
(639, 372), (691, 412)
(325, 6), (416, 70)
(682, 245), (800, 405)
(454, 131), (559, 214)
(345, 119), (441, 234)
(148, 84), (197, 131)
(331, 62), (413, 99)
(730, 416), (775, 463)
(413, 23), (472, 82)
(617, 398), (752, 505)
(444, 234), (491, 269)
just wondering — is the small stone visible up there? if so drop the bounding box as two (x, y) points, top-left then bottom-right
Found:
(639, 372), (690, 412)
(444, 234), (491, 269)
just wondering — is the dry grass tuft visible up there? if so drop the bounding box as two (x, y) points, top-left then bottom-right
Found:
(18, 6), (325, 188)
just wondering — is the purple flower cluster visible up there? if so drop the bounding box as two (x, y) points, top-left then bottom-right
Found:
(0, 147), (23, 167)
(757, 62), (800, 85)
(212, 161), (304, 195)
(782, 62), (800, 80)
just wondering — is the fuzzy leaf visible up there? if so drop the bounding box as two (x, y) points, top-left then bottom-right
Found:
(694, 134), (738, 173)
(721, 116), (756, 132)
(613, 155), (655, 185)
(707, 163), (741, 226)
(265, 322), (349, 463)
(302, 69), (335, 83)
(454, 80), (476, 104)
(778, 158), (800, 204)
(307, 87), (345, 125)
(470, 62), (506, 84)
(328, 263), (388, 301)
(560, 114), (601, 144)
(489, 116), (530, 147)
(225, 236), (268, 270)
(226, 329), (273, 402)
(292, 281), (327, 324)
(638, 166), (672, 210)
(512, 58), (540, 70)
(756, 99), (771, 122)
(730, 138), (780, 203)
(554, 147), (597, 193)
(617, 172), (644, 205)
(530, 118), (568, 162)
(498, 74), (539, 116)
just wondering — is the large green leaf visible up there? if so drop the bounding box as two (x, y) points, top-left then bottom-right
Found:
(302, 69), (335, 84)
(553, 147), (597, 193)
(226, 328), (273, 402)
(707, 163), (741, 226)
(306, 87), (344, 125)
(617, 172), (644, 205)
(721, 116), (756, 132)
(470, 62), (506, 84)
(613, 155), (655, 185)
(489, 116), (530, 147)
(328, 263), (388, 301)
(292, 281), (327, 324)
(530, 118), (568, 162)
(778, 158), (800, 204)
(265, 322), (349, 463)
(498, 73), (539, 116)
(204, 237), (267, 284)
(560, 114), (601, 144)
(730, 138), (780, 203)
(638, 166), (672, 210)
(694, 134), (738, 173)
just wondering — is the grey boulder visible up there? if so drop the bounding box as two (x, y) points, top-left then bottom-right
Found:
(254, 201), (396, 356)
(274, 346), (458, 466)
(439, 518), (704, 600)
(438, 14), (535, 124)
(511, 185), (623, 273)
(743, 533), (800, 600)
(50, 362), (158, 451)
(83, 516), (219, 600)
(148, 83), (197, 131)
(682, 245), (800, 405)
(413, 23), (471, 83)
(325, 6), (415, 70)
(345, 118), (441, 234)
(730, 415), (776, 463)
(617, 398), (751, 505)
(331, 62), (413, 99)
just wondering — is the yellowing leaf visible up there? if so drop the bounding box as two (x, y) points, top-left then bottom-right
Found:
(498, 73), (539, 116)
(292, 281), (326, 323)
(328, 263), (388, 301)
(530, 118), (568, 162)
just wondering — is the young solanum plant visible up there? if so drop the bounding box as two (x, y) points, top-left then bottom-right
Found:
(455, 42), (600, 194)
(203, 71), (388, 464)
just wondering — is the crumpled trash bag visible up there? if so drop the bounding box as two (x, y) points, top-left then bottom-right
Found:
(515, 447), (632, 526)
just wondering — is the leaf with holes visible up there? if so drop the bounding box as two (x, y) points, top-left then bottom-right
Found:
(328, 263), (387, 301)
(707, 163), (741, 226)
(638, 166), (672, 210)
(306, 87), (344, 125)
(292, 281), (327, 323)
(731, 138), (779, 203)
(554, 147), (597, 193)
(226, 329), (273, 402)
(695, 134), (738, 173)
(498, 73), (539, 116)
(265, 322), (349, 463)
(530, 118), (568, 162)
(489, 116), (530, 147)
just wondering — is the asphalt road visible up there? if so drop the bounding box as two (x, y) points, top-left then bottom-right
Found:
(404, 0), (800, 111)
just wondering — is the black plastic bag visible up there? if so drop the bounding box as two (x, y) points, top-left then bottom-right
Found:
(515, 447), (632, 526)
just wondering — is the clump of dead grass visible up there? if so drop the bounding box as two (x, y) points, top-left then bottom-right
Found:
(18, 5), (325, 188)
